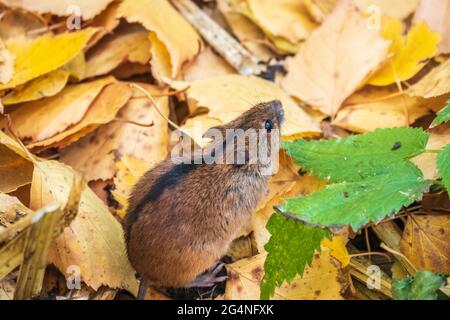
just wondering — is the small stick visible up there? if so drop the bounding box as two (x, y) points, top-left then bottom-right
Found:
(170, 0), (264, 76)
(112, 118), (154, 128)
(380, 243), (417, 273)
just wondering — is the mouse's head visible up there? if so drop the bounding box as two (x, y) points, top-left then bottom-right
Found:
(203, 100), (285, 175)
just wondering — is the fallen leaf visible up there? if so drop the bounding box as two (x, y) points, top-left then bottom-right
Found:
(368, 19), (441, 86)
(2, 0), (115, 20)
(0, 131), (33, 193)
(0, 39), (14, 84)
(412, 125), (450, 180)
(112, 156), (151, 218)
(2, 69), (70, 105)
(334, 94), (431, 133)
(247, 0), (317, 44)
(281, 0), (390, 116)
(353, 0), (420, 19)
(303, 0), (337, 22)
(413, 0), (450, 54)
(0, 7), (46, 40)
(48, 187), (138, 293)
(5, 76), (115, 142)
(408, 59), (450, 98)
(0, 28), (96, 89)
(183, 46), (235, 82)
(84, 24), (151, 79)
(169, 74), (321, 142)
(117, 0), (201, 78)
(400, 215), (450, 275)
(0, 193), (33, 234)
(28, 82), (132, 149)
(224, 250), (343, 300)
(60, 84), (169, 181)
(87, 1), (121, 49)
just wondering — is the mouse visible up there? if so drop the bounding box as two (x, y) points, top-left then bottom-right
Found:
(123, 99), (284, 299)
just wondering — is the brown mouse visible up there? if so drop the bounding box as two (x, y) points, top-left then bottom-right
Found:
(124, 100), (284, 298)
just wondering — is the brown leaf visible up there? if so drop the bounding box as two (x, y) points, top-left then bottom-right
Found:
(400, 215), (450, 275)
(281, 0), (390, 116)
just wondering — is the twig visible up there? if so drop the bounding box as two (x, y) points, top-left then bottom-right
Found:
(170, 0), (264, 76)
(380, 243), (417, 273)
(112, 118), (154, 128)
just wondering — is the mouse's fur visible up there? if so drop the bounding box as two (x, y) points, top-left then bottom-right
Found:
(124, 100), (284, 287)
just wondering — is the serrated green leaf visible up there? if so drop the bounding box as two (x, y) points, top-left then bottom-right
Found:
(282, 128), (429, 183)
(431, 100), (450, 128)
(437, 144), (450, 193)
(392, 270), (447, 300)
(279, 163), (431, 231)
(260, 213), (330, 300)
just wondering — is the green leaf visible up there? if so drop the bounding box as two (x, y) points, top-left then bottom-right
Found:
(279, 163), (431, 231)
(282, 128), (429, 183)
(392, 270), (447, 300)
(437, 144), (450, 193)
(431, 100), (450, 128)
(260, 213), (330, 300)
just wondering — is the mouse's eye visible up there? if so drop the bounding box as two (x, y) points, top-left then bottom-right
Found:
(264, 119), (273, 132)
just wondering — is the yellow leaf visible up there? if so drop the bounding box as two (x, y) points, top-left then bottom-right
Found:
(368, 19), (441, 86)
(48, 187), (138, 293)
(183, 47), (235, 82)
(0, 131), (33, 193)
(322, 236), (350, 267)
(60, 84), (169, 181)
(2, 0), (116, 20)
(408, 58), (450, 98)
(117, 0), (201, 78)
(28, 82), (133, 150)
(85, 24), (151, 79)
(2, 70), (70, 105)
(0, 28), (96, 90)
(353, 0), (420, 19)
(0, 193), (33, 232)
(413, 0), (450, 54)
(113, 156), (151, 218)
(247, 0), (317, 44)
(281, 1), (390, 116)
(0, 39), (14, 84)
(303, 0), (337, 22)
(400, 215), (450, 275)
(5, 76), (115, 142)
(333, 93), (433, 133)
(169, 74), (321, 142)
(0, 7), (46, 40)
(224, 250), (344, 300)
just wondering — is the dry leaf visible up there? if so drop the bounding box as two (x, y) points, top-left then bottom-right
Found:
(0, 28), (96, 89)
(0, 7), (46, 40)
(413, 0), (450, 54)
(412, 125), (450, 180)
(224, 249), (343, 300)
(5, 76), (115, 142)
(0, 131), (33, 193)
(400, 215), (450, 275)
(87, 1), (121, 49)
(353, 0), (420, 19)
(183, 47), (235, 82)
(2, 0), (115, 20)
(334, 94), (431, 133)
(169, 74), (321, 142)
(48, 187), (138, 293)
(408, 59), (450, 98)
(0, 193), (33, 234)
(112, 156), (151, 218)
(117, 0), (201, 78)
(28, 82), (132, 149)
(60, 84), (169, 181)
(247, 0), (317, 44)
(281, 0), (390, 116)
(368, 19), (441, 86)
(84, 24), (151, 79)
(2, 69), (70, 105)
(0, 39), (14, 84)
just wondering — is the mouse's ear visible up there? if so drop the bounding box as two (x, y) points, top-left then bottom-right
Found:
(202, 125), (225, 139)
